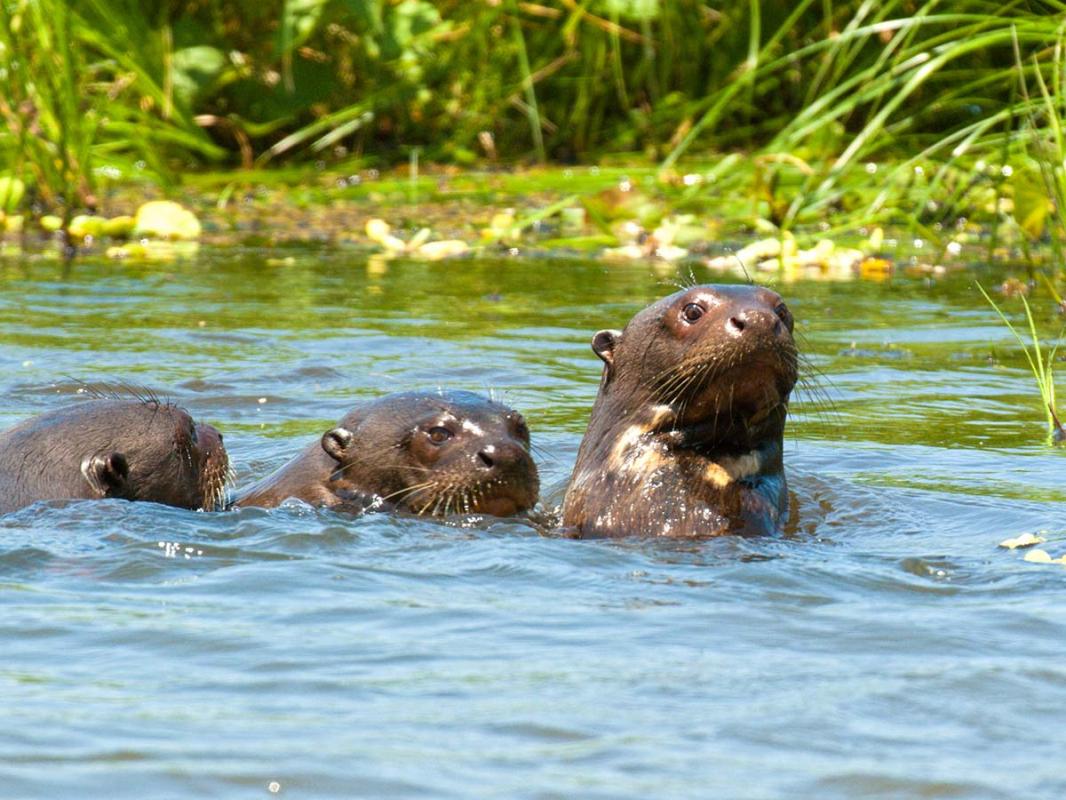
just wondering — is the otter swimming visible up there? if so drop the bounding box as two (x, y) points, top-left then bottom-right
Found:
(0, 397), (231, 514)
(233, 390), (539, 517)
(561, 283), (797, 538)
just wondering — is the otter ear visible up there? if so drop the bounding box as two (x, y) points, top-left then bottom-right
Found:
(321, 427), (354, 463)
(591, 329), (621, 369)
(81, 452), (129, 497)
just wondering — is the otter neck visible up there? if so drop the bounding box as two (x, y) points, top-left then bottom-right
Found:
(589, 373), (785, 457)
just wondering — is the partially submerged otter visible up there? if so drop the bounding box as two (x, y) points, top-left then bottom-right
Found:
(0, 397), (231, 514)
(234, 391), (539, 517)
(562, 284), (797, 538)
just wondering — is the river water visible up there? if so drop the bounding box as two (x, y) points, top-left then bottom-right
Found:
(1, 250), (1064, 798)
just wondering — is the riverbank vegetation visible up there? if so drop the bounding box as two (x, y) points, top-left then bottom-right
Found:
(0, 1), (1064, 239)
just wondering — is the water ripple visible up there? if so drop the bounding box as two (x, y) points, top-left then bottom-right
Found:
(2, 253), (1065, 798)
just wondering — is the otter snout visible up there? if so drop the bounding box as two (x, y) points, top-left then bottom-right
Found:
(475, 441), (530, 472)
(725, 308), (784, 338)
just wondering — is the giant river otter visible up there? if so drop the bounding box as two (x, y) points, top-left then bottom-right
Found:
(562, 283), (797, 538)
(234, 390), (539, 517)
(0, 397), (231, 514)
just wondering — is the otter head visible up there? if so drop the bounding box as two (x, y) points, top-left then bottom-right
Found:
(79, 400), (232, 511)
(592, 284), (797, 451)
(322, 391), (539, 517)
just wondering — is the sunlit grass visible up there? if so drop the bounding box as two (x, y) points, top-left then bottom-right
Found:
(0, 0), (224, 226)
(979, 283), (1063, 442)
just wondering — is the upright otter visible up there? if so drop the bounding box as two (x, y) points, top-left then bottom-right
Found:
(233, 391), (539, 517)
(0, 397), (231, 514)
(562, 283), (797, 538)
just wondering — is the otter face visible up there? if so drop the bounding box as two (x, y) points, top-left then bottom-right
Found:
(322, 392), (539, 517)
(593, 284), (798, 447)
(95, 403), (232, 511)
(190, 422), (232, 511)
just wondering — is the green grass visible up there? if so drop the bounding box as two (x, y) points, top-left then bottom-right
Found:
(3, 0), (1066, 250)
(0, 0), (223, 214)
(979, 283), (1063, 442)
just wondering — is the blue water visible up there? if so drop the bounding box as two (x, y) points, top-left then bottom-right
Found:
(2, 251), (1065, 798)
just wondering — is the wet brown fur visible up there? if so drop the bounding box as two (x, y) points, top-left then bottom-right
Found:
(233, 391), (539, 517)
(0, 397), (231, 514)
(562, 283), (798, 538)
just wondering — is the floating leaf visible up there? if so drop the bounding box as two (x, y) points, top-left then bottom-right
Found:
(134, 201), (202, 241)
(414, 240), (469, 260)
(365, 218), (406, 252)
(999, 532), (1046, 550)
(68, 215), (105, 240)
(102, 216), (135, 239)
(106, 241), (200, 261)
(1024, 549), (1055, 563)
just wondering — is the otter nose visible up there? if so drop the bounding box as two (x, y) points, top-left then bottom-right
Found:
(726, 309), (783, 337)
(477, 442), (528, 470)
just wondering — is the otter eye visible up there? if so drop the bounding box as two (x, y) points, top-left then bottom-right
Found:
(682, 303), (705, 323)
(427, 426), (452, 444)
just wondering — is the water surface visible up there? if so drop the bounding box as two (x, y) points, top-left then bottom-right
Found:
(2, 250), (1065, 798)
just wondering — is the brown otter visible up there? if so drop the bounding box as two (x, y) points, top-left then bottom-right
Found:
(561, 283), (797, 538)
(0, 397), (231, 514)
(233, 390), (539, 517)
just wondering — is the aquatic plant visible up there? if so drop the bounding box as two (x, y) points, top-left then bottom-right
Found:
(0, 0), (97, 215)
(679, 2), (1066, 237)
(978, 283), (1063, 442)
(0, 0), (222, 223)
